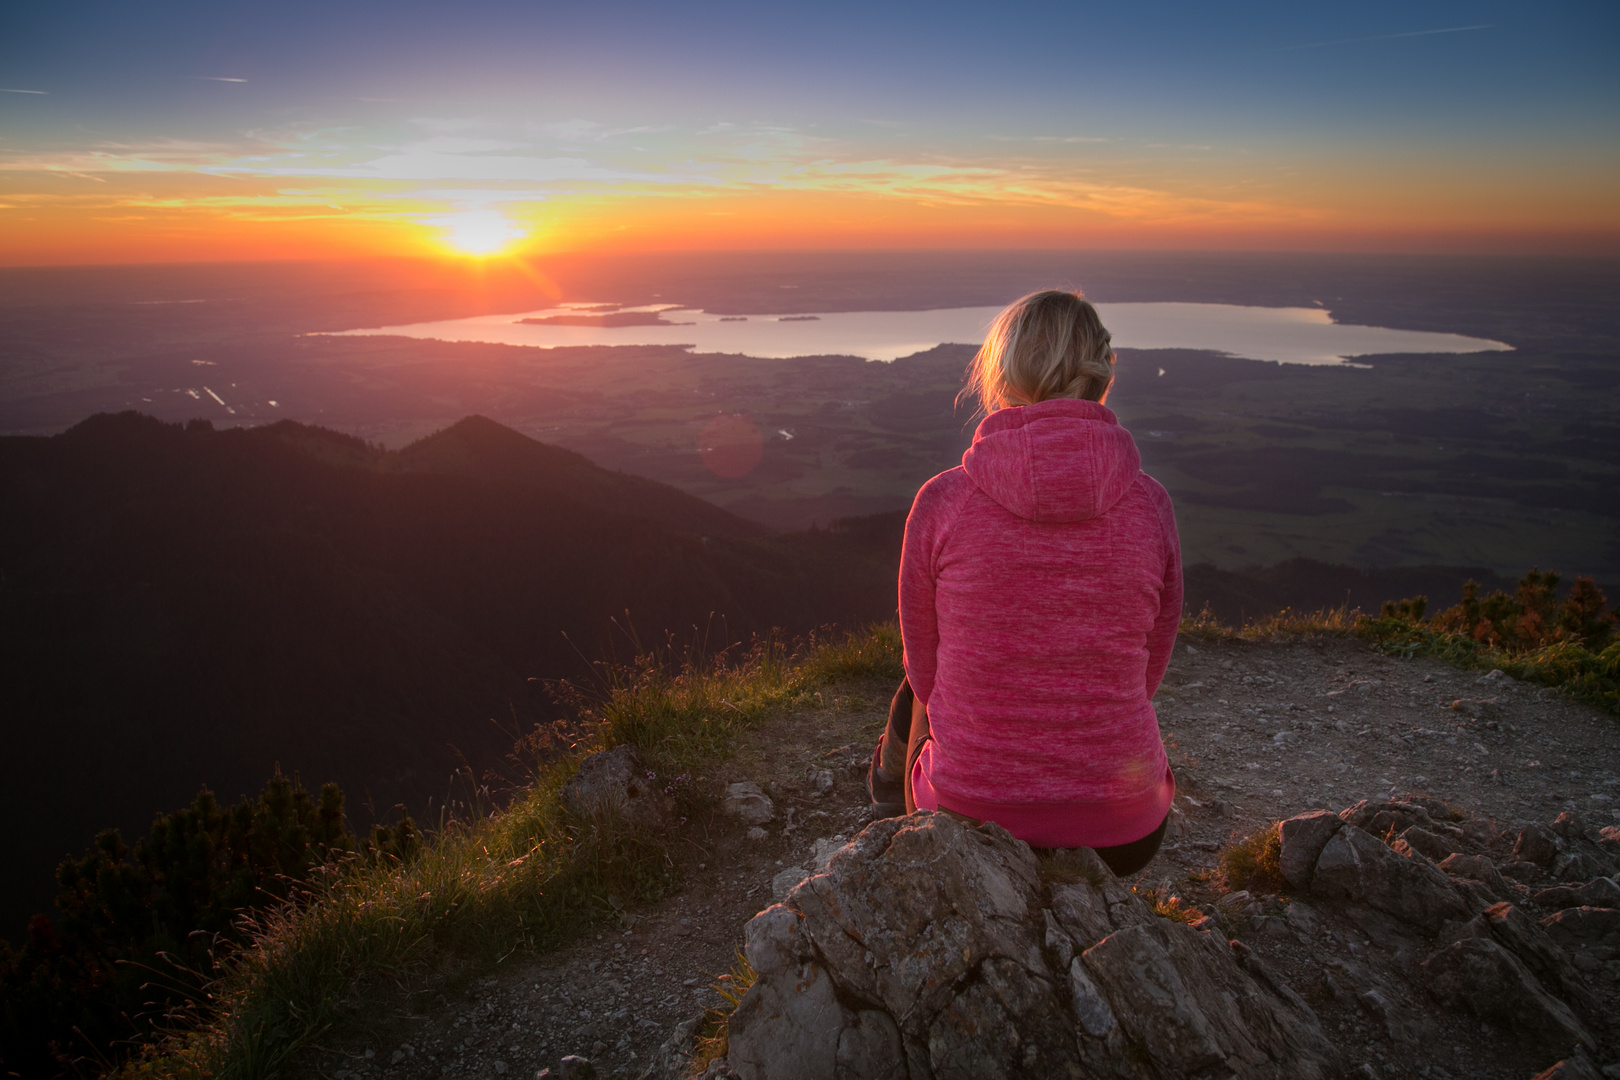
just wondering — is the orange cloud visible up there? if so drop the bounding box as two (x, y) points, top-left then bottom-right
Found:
(2, 124), (1616, 265)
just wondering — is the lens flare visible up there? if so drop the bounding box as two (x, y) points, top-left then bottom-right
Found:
(434, 210), (524, 256)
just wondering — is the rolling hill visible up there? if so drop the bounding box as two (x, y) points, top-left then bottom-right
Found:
(0, 413), (899, 934)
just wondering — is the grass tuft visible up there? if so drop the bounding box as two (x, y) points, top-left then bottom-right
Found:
(1132, 884), (1205, 925)
(1217, 823), (1287, 894)
(687, 950), (757, 1077)
(118, 624), (901, 1080)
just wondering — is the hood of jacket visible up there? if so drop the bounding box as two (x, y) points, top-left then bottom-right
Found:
(960, 398), (1142, 523)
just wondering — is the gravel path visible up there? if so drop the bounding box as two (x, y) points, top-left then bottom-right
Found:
(302, 636), (1620, 1080)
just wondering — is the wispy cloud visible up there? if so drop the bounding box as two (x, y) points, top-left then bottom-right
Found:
(1268, 24), (1493, 54)
(0, 88), (48, 94)
(0, 118), (1315, 234)
(192, 76), (248, 83)
(531, 119), (670, 142)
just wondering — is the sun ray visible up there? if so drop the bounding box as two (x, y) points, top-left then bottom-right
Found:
(433, 209), (524, 256)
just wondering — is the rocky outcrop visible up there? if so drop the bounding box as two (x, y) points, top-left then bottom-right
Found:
(1311, 822), (1471, 929)
(560, 745), (668, 827)
(667, 799), (1620, 1080)
(722, 812), (1336, 1080)
(1276, 809), (1341, 890)
(1271, 801), (1620, 1069)
(1422, 936), (1593, 1052)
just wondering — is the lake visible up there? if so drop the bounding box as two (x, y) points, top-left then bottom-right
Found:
(327, 301), (1514, 366)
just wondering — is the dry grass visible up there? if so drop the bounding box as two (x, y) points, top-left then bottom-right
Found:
(118, 624), (902, 1080)
(687, 950), (757, 1078)
(1361, 617), (1620, 716)
(1179, 604), (1364, 644)
(1217, 823), (1288, 894)
(1132, 885), (1206, 925)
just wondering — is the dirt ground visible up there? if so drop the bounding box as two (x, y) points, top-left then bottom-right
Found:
(303, 636), (1620, 1080)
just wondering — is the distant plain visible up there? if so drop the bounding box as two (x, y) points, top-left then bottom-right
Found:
(3, 250), (1615, 585)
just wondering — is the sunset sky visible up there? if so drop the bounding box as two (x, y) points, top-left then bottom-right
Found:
(2, 0), (1616, 264)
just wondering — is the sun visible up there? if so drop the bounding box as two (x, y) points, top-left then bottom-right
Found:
(436, 209), (524, 256)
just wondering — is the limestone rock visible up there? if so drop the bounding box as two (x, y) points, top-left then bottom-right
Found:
(1278, 810), (1343, 890)
(1502, 858), (1547, 884)
(1084, 921), (1336, 1080)
(809, 834), (850, 868)
(1550, 811), (1591, 843)
(1395, 825), (1457, 863)
(1310, 825), (1471, 929)
(1438, 852), (1516, 900)
(1049, 846), (1150, 950)
(769, 867), (807, 902)
(1421, 937), (1595, 1054)
(1517, 824), (1566, 869)
(1534, 878), (1620, 910)
(638, 1014), (702, 1080)
(1555, 851), (1613, 882)
(723, 782), (775, 825)
(835, 1011), (905, 1080)
(1339, 799), (1434, 836)
(728, 812), (1337, 1080)
(1531, 1055), (1605, 1080)
(924, 956), (1080, 1079)
(561, 746), (666, 828)
(1476, 903), (1604, 1022)
(725, 961), (848, 1080)
(1540, 906), (1620, 953)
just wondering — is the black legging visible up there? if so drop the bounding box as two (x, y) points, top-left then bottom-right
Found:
(881, 677), (1168, 877)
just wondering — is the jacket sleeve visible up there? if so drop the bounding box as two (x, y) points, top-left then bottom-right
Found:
(898, 475), (957, 706)
(1144, 484), (1183, 699)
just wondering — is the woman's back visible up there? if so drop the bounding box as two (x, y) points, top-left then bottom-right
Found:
(890, 289), (1182, 855)
(900, 397), (1180, 847)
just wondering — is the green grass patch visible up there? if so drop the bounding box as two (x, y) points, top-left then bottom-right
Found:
(119, 625), (901, 1080)
(1359, 618), (1620, 716)
(1180, 567), (1620, 718)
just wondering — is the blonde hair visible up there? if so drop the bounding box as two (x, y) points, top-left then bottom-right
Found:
(961, 290), (1115, 415)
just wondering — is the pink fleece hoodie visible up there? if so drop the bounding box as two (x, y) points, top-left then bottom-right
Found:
(900, 398), (1182, 848)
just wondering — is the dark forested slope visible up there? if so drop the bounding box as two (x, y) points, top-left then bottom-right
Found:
(0, 413), (898, 933)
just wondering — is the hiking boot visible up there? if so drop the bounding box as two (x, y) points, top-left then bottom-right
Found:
(867, 740), (905, 818)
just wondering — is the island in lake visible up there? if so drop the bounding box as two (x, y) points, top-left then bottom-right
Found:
(517, 310), (692, 328)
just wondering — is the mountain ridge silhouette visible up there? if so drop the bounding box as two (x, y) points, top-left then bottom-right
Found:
(0, 412), (899, 934)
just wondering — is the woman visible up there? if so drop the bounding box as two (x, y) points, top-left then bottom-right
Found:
(868, 289), (1182, 877)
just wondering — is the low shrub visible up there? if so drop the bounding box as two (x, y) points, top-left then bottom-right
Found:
(1217, 824), (1287, 894)
(1181, 569), (1619, 717)
(1362, 570), (1619, 716)
(0, 772), (417, 1080)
